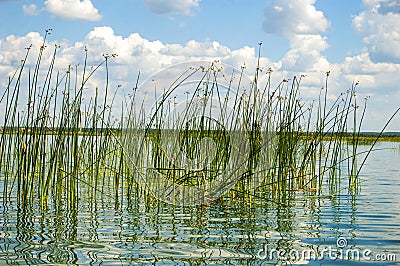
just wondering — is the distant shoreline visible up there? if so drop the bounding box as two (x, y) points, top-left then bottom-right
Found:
(1, 127), (400, 142)
(323, 132), (400, 142)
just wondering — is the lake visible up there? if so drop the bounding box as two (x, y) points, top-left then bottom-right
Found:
(0, 142), (399, 265)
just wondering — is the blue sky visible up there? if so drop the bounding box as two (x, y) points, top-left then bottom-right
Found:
(0, 0), (364, 62)
(0, 0), (399, 130)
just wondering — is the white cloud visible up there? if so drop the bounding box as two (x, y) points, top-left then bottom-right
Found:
(22, 4), (39, 16)
(261, 0), (331, 78)
(353, 0), (400, 63)
(164, 40), (231, 58)
(0, 32), (46, 67)
(44, 0), (101, 21)
(0, 27), (265, 103)
(341, 52), (400, 91)
(142, 0), (200, 15)
(263, 0), (329, 37)
(280, 34), (329, 72)
(362, 0), (400, 14)
(290, 34), (329, 52)
(81, 26), (168, 72)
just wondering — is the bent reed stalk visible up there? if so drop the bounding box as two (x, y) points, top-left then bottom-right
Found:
(0, 34), (384, 209)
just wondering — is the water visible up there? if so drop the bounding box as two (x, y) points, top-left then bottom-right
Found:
(1, 142), (399, 265)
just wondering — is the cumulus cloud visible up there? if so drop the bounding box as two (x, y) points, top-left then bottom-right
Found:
(22, 4), (39, 16)
(377, 0), (400, 14)
(0, 32), (46, 67)
(362, 0), (400, 13)
(263, 0), (329, 37)
(142, 0), (200, 15)
(341, 52), (400, 91)
(280, 34), (329, 72)
(73, 27), (271, 77)
(1, 27), (397, 94)
(44, 0), (102, 21)
(262, 0), (331, 80)
(164, 40), (231, 57)
(0, 27), (266, 87)
(353, 0), (400, 63)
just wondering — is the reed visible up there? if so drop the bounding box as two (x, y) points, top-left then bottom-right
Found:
(0, 32), (391, 209)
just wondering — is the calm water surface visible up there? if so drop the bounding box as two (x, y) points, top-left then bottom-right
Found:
(1, 142), (399, 265)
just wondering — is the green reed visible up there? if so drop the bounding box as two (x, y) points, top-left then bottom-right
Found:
(0, 33), (389, 209)
(0, 32), (123, 209)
